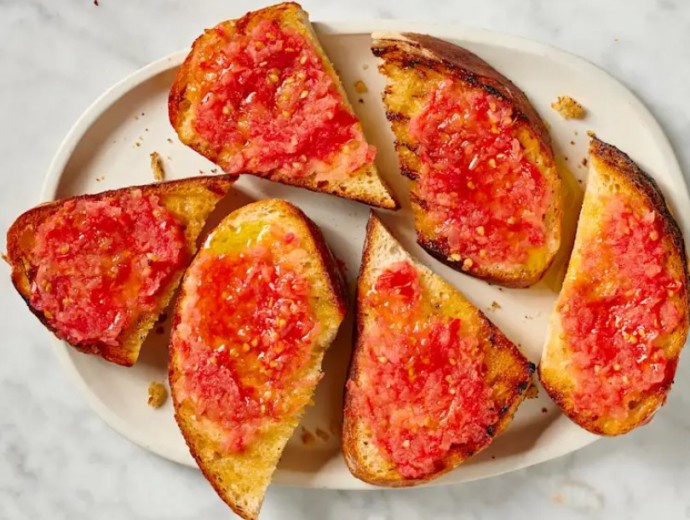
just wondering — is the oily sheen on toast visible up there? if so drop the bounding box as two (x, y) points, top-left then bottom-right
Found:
(343, 214), (533, 485)
(540, 138), (689, 435)
(6, 176), (234, 367)
(169, 2), (398, 209)
(169, 199), (347, 520)
(372, 33), (562, 287)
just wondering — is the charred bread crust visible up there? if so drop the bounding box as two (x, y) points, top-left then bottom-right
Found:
(6, 175), (235, 367)
(342, 213), (533, 485)
(590, 137), (689, 290)
(372, 33), (553, 153)
(372, 33), (560, 287)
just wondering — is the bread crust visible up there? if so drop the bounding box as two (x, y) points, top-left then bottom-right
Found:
(169, 199), (346, 520)
(372, 33), (562, 287)
(6, 175), (235, 366)
(539, 138), (689, 435)
(342, 213), (533, 485)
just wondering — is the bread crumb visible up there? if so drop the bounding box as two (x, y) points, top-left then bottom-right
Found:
(541, 407), (548, 413)
(581, 157), (588, 167)
(315, 427), (329, 442)
(147, 382), (168, 408)
(587, 130), (596, 138)
(552, 493), (565, 505)
(167, 138), (173, 144)
(93, 0), (99, 5)
(362, 63), (369, 70)
(301, 428), (316, 446)
(1, 252), (9, 265)
(354, 80), (368, 94)
(551, 96), (586, 120)
(490, 301), (501, 311)
(150, 151), (165, 181)
(358, 98), (364, 104)
(525, 384), (539, 399)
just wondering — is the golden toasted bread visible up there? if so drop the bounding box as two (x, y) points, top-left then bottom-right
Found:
(6, 176), (234, 366)
(372, 33), (562, 287)
(540, 138), (689, 435)
(169, 2), (397, 209)
(169, 199), (346, 519)
(343, 214), (533, 485)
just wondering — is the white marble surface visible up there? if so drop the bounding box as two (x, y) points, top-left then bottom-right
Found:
(1, 0), (690, 519)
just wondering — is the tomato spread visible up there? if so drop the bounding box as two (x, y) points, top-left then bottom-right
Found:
(190, 19), (374, 179)
(30, 191), (187, 347)
(173, 223), (319, 452)
(409, 80), (549, 266)
(349, 261), (497, 478)
(560, 195), (685, 419)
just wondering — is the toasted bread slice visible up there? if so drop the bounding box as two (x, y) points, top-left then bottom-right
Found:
(6, 176), (234, 366)
(372, 33), (562, 287)
(343, 214), (533, 485)
(169, 199), (346, 519)
(169, 2), (397, 209)
(540, 138), (689, 435)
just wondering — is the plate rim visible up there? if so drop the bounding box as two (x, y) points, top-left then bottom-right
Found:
(40, 20), (688, 490)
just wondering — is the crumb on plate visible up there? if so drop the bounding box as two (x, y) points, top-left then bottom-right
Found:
(354, 80), (368, 94)
(301, 428), (316, 446)
(525, 383), (539, 399)
(551, 96), (586, 120)
(150, 151), (165, 181)
(148, 381), (168, 408)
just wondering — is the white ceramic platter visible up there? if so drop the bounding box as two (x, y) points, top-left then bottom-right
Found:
(42, 20), (689, 489)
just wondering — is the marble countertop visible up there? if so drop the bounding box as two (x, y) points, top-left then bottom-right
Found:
(1, 0), (689, 519)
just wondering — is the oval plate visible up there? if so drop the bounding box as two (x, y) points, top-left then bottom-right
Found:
(42, 21), (689, 489)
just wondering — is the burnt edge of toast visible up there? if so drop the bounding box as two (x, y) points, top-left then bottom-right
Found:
(372, 33), (552, 148)
(168, 199), (347, 519)
(6, 176), (235, 367)
(373, 34), (558, 286)
(342, 213), (533, 485)
(590, 137), (689, 294)
(539, 139), (689, 436)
